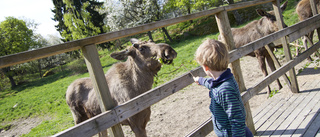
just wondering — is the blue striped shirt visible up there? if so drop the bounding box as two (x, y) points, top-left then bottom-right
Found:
(198, 68), (246, 137)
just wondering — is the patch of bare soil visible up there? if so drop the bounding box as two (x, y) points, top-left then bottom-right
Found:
(0, 117), (46, 137)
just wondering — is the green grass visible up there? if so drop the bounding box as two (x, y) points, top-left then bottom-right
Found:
(0, 1), (306, 136)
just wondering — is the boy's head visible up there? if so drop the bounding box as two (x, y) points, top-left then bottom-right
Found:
(195, 39), (229, 71)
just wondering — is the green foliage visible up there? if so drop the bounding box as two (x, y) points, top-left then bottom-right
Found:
(0, 17), (37, 88)
(62, 0), (105, 40)
(269, 89), (279, 98)
(0, 17), (34, 56)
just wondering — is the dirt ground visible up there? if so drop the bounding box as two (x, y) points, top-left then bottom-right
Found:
(120, 55), (317, 137)
(1, 55), (317, 137)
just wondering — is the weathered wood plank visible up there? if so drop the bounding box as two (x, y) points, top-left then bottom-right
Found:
(0, 6), (223, 69)
(2, 0), (316, 70)
(281, 81), (320, 137)
(261, 79), (320, 136)
(0, 0), (276, 69)
(81, 45), (124, 137)
(303, 103), (320, 137)
(185, 117), (213, 137)
(53, 110), (118, 137)
(253, 94), (288, 124)
(265, 44), (291, 87)
(291, 80), (320, 137)
(215, 9), (255, 134)
(115, 68), (206, 122)
(259, 93), (307, 136)
(271, 91), (316, 136)
(288, 18), (320, 43)
(229, 14), (320, 63)
(251, 94), (284, 118)
(273, 0), (299, 94)
(225, 0), (274, 11)
(254, 95), (297, 131)
(254, 98), (289, 131)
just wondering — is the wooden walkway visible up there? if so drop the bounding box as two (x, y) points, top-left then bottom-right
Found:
(252, 65), (320, 137)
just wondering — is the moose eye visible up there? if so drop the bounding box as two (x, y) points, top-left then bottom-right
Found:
(139, 46), (147, 51)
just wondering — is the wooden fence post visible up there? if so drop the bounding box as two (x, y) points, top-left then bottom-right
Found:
(215, 10), (256, 134)
(310, 0), (320, 40)
(82, 45), (124, 137)
(272, 0), (299, 93)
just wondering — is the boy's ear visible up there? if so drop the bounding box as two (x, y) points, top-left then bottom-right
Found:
(204, 65), (210, 71)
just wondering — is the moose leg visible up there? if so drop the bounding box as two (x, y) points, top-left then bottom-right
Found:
(98, 130), (108, 137)
(256, 55), (271, 97)
(127, 107), (151, 137)
(266, 53), (282, 90)
(303, 35), (313, 61)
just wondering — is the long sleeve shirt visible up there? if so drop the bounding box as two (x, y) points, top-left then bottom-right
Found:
(198, 68), (246, 137)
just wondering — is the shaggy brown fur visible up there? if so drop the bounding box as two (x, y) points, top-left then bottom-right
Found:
(296, 0), (320, 59)
(219, 1), (288, 96)
(66, 38), (177, 137)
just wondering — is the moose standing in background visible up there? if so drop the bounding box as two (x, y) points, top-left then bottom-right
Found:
(66, 38), (177, 137)
(219, 1), (288, 97)
(296, 0), (320, 60)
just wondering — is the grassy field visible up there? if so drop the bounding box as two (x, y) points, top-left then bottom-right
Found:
(0, 0), (315, 136)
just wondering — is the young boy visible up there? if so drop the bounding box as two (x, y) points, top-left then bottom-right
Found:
(193, 39), (253, 137)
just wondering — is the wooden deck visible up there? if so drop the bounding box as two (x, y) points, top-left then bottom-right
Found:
(252, 65), (320, 137)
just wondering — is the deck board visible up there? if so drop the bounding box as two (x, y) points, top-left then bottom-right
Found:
(253, 66), (320, 137)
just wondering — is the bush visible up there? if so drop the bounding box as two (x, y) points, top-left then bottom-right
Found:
(65, 59), (88, 75)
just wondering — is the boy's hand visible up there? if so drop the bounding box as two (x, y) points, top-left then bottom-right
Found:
(193, 77), (200, 85)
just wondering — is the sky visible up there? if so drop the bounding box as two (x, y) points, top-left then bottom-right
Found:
(0, 0), (60, 38)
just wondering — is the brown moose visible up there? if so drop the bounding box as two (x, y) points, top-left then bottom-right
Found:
(219, 1), (288, 96)
(296, 0), (320, 59)
(66, 38), (177, 137)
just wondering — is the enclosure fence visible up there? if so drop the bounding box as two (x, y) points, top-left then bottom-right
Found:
(0, 0), (319, 136)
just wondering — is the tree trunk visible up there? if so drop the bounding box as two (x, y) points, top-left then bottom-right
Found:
(232, 10), (243, 25)
(187, 7), (193, 23)
(38, 60), (42, 78)
(227, 0), (243, 25)
(161, 27), (172, 42)
(2, 67), (16, 88)
(147, 31), (154, 42)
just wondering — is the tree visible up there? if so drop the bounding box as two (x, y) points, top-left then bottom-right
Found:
(106, 0), (172, 42)
(63, 0), (106, 40)
(52, 0), (71, 42)
(0, 17), (34, 88)
(52, 0), (107, 57)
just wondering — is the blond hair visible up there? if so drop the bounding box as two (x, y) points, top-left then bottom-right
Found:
(195, 39), (229, 71)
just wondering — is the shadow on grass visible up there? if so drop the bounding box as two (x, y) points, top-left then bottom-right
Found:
(11, 70), (73, 93)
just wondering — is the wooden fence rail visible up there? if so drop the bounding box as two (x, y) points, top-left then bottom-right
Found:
(1, 0), (319, 136)
(54, 13), (320, 137)
(0, 0), (275, 69)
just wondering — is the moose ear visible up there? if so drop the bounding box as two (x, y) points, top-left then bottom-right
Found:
(130, 38), (140, 44)
(280, 1), (288, 12)
(256, 9), (270, 17)
(110, 49), (130, 60)
(132, 43), (139, 49)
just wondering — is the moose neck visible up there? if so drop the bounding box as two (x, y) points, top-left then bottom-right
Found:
(127, 57), (158, 87)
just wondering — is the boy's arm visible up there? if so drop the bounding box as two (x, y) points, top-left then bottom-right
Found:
(221, 90), (246, 137)
(194, 77), (214, 89)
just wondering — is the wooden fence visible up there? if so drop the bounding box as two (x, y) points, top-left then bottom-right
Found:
(0, 0), (319, 136)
